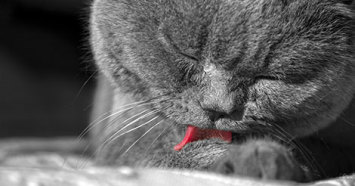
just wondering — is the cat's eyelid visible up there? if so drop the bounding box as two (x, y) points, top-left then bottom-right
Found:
(255, 73), (281, 81)
(157, 28), (199, 62)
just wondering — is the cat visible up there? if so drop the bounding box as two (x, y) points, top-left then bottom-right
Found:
(89, 0), (355, 182)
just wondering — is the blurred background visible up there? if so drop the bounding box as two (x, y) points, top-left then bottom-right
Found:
(0, 0), (95, 137)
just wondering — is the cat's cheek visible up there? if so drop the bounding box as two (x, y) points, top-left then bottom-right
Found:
(243, 83), (277, 122)
(163, 106), (211, 127)
(243, 102), (274, 121)
(247, 77), (351, 137)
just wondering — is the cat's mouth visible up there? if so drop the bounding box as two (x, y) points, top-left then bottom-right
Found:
(174, 125), (233, 151)
(174, 120), (265, 151)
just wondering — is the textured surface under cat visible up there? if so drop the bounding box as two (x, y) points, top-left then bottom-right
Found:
(2, 167), (355, 186)
(0, 138), (355, 186)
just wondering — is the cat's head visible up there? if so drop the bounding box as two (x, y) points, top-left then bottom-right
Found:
(91, 0), (355, 137)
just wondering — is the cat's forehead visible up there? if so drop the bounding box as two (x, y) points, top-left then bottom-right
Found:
(160, 0), (353, 65)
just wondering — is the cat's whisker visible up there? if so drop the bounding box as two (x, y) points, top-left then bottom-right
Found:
(144, 122), (173, 154)
(312, 92), (352, 123)
(291, 141), (323, 178)
(121, 119), (164, 157)
(87, 93), (171, 128)
(270, 123), (325, 178)
(73, 144), (93, 169)
(93, 97), (173, 162)
(73, 71), (98, 103)
(99, 108), (153, 141)
(100, 97), (174, 140)
(73, 107), (147, 169)
(110, 108), (153, 129)
(105, 115), (160, 145)
(271, 129), (316, 173)
(293, 140), (326, 178)
(308, 92), (355, 129)
(77, 101), (156, 141)
(96, 97), (174, 138)
(76, 102), (162, 166)
(103, 110), (160, 145)
(267, 129), (291, 144)
(339, 115), (355, 126)
(94, 114), (160, 159)
(269, 125), (306, 150)
(252, 124), (294, 146)
(91, 96), (153, 121)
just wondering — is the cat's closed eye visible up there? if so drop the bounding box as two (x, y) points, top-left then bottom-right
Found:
(254, 75), (281, 82)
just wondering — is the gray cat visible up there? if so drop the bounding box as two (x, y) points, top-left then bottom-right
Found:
(90, 0), (355, 182)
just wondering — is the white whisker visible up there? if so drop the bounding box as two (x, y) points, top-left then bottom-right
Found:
(104, 114), (160, 146)
(78, 102), (155, 140)
(271, 124), (324, 177)
(110, 108), (152, 129)
(95, 114), (160, 158)
(74, 71), (98, 102)
(144, 122), (172, 154)
(121, 119), (164, 157)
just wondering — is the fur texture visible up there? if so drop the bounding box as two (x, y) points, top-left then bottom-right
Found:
(90, 0), (355, 182)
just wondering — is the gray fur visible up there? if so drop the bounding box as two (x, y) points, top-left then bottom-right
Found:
(90, 0), (355, 182)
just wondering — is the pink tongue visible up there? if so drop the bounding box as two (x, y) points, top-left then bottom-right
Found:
(174, 125), (232, 151)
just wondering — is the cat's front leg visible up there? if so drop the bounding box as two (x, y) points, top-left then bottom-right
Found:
(211, 139), (310, 182)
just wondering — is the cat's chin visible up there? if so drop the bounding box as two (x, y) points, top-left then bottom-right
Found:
(189, 119), (277, 144)
(214, 118), (259, 132)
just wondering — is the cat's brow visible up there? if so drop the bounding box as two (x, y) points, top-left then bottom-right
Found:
(158, 30), (199, 61)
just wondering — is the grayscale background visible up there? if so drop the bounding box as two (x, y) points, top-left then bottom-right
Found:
(0, 0), (95, 137)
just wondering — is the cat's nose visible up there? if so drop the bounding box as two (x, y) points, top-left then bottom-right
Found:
(200, 101), (243, 121)
(200, 61), (244, 121)
(200, 90), (238, 114)
(204, 109), (228, 122)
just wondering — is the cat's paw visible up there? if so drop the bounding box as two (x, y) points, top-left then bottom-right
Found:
(211, 139), (307, 181)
